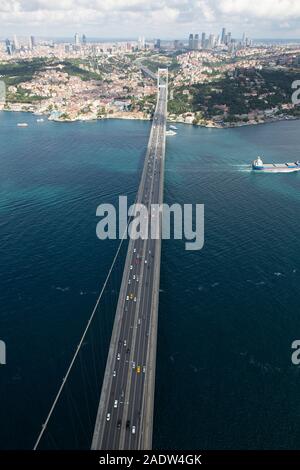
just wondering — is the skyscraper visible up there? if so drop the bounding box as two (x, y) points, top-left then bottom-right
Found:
(5, 39), (13, 55)
(227, 32), (232, 45)
(201, 32), (206, 49)
(208, 34), (215, 49)
(29, 36), (35, 50)
(155, 39), (161, 50)
(188, 34), (194, 50)
(13, 35), (19, 50)
(74, 33), (80, 45)
(82, 34), (87, 45)
(221, 27), (226, 44)
(194, 34), (199, 50)
(138, 36), (145, 50)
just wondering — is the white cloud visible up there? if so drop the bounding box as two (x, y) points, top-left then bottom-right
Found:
(1, 0), (300, 37)
(218, 0), (300, 20)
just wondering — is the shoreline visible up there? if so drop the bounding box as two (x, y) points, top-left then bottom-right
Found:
(1, 106), (299, 129)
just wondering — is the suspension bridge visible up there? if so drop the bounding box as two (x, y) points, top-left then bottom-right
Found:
(34, 68), (168, 451)
(91, 69), (168, 450)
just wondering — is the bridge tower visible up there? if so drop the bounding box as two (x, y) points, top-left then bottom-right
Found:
(157, 68), (168, 90)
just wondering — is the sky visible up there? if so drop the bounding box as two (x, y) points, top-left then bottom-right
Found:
(1, 0), (300, 39)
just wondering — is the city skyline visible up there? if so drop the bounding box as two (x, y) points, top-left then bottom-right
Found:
(0, 0), (300, 39)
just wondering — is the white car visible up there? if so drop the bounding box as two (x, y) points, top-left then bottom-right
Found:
(134, 248), (136, 253)
(132, 426), (136, 435)
(113, 370), (116, 377)
(132, 362), (136, 369)
(126, 295), (129, 301)
(145, 260), (148, 264)
(130, 265), (133, 270)
(114, 400), (118, 409)
(138, 318), (141, 325)
(117, 353), (120, 361)
(134, 297), (137, 303)
(124, 340), (127, 347)
(133, 275), (136, 280)
(106, 413), (111, 421)
(143, 366), (146, 373)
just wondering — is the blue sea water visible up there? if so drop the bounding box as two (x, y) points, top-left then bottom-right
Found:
(1, 112), (300, 449)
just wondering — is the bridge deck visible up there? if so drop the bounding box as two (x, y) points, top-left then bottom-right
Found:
(91, 76), (168, 450)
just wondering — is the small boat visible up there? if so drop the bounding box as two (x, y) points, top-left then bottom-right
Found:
(166, 130), (177, 136)
(17, 123), (28, 127)
(169, 125), (178, 130)
(36, 118), (44, 123)
(252, 156), (300, 173)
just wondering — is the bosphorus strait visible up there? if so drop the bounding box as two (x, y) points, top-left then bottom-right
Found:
(1, 111), (300, 449)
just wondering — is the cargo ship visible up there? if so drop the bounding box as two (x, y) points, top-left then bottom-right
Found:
(252, 156), (300, 173)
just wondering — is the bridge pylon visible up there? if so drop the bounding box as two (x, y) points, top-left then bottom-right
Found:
(157, 68), (168, 90)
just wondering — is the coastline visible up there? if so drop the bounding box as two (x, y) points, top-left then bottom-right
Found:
(1, 104), (299, 129)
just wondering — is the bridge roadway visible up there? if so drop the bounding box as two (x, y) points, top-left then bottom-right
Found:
(91, 79), (167, 450)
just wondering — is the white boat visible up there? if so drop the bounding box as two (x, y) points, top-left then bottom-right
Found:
(169, 125), (178, 130)
(36, 118), (44, 123)
(252, 156), (300, 173)
(17, 123), (28, 127)
(166, 130), (177, 136)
